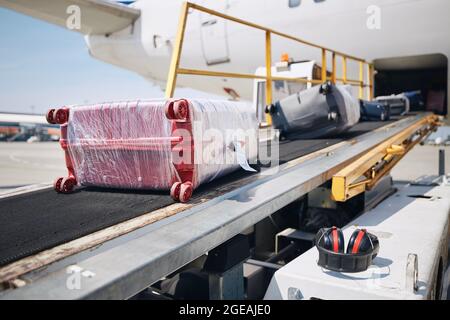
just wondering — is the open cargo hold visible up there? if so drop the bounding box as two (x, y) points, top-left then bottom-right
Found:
(46, 99), (258, 202)
(265, 82), (360, 138)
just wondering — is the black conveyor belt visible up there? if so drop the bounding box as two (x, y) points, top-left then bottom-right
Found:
(0, 120), (396, 266)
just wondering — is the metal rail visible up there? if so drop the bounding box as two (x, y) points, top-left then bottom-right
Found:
(165, 2), (374, 125)
(0, 115), (429, 299)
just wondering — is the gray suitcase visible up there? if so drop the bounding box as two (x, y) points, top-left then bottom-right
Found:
(375, 94), (409, 115)
(265, 82), (360, 138)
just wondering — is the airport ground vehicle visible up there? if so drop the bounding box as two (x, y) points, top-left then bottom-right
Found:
(0, 3), (448, 300)
(0, 112), (60, 142)
(1, 113), (445, 300)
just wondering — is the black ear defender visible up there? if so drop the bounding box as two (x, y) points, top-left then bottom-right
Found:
(315, 227), (379, 273)
(346, 229), (379, 254)
(315, 226), (344, 253)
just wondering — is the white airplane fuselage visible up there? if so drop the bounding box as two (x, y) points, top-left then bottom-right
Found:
(85, 0), (450, 112)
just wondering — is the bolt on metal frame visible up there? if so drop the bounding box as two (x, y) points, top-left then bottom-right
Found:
(165, 2), (375, 126)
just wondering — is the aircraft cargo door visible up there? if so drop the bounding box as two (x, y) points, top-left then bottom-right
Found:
(374, 54), (448, 115)
(199, 1), (230, 66)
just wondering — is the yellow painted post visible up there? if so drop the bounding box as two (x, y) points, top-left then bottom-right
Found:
(321, 48), (327, 82)
(342, 56), (347, 84)
(265, 30), (272, 125)
(359, 61), (363, 99)
(369, 64), (374, 100)
(366, 63), (370, 100)
(165, 2), (189, 99)
(331, 52), (336, 84)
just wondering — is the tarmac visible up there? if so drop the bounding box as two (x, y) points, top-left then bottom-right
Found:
(0, 142), (66, 193)
(1, 141), (449, 193)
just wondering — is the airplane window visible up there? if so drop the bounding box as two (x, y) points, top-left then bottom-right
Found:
(288, 0), (301, 8)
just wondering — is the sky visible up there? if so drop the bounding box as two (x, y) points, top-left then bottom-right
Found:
(0, 7), (213, 114)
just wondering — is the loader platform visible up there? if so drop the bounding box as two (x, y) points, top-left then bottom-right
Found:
(0, 119), (395, 267)
(0, 114), (438, 299)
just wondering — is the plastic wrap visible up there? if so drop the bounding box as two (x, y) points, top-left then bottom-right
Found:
(335, 85), (360, 131)
(269, 83), (360, 138)
(64, 99), (258, 193)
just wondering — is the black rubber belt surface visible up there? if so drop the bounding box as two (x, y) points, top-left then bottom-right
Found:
(0, 120), (394, 266)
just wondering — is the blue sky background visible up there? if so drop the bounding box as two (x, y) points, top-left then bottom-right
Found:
(0, 7), (211, 114)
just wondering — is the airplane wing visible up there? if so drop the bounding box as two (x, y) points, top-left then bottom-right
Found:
(0, 112), (49, 125)
(0, 0), (140, 35)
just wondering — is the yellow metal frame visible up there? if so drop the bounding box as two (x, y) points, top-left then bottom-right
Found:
(165, 2), (375, 124)
(331, 114), (440, 202)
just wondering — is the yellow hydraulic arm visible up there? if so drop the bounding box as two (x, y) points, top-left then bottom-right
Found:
(332, 114), (440, 202)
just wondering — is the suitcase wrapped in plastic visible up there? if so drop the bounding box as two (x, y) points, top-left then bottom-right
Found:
(46, 99), (258, 202)
(359, 99), (390, 121)
(265, 82), (360, 138)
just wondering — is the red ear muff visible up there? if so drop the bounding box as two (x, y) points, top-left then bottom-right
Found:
(347, 229), (373, 254)
(352, 230), (365, 253)
(331, 228), (339, 253)
(316, 227), (344, 253)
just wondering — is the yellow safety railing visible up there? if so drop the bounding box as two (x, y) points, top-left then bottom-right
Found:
(165, 2), (374, 125)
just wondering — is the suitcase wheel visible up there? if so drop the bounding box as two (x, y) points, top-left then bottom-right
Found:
(174, 100), (188, 120)
(60, 177), (76, 194)
(179, 182), (193, 203)
(170, 181), (193, 202)
(46, 109), (56, 124)
(165, 100), (189, 120)
(54, 108), (69, 124)
(328, 112), (338, 121)
(170, 182), (182, 200)
(53, 177), (64, 193)
(165, 102), (176, 120)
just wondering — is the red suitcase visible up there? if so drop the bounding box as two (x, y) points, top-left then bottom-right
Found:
(46, 99), (258, 202)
